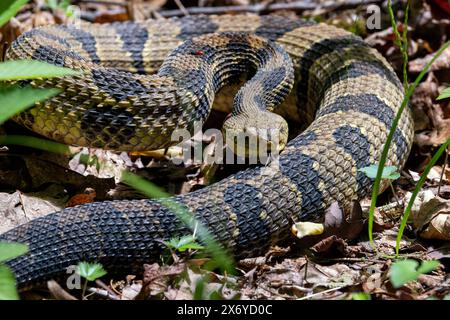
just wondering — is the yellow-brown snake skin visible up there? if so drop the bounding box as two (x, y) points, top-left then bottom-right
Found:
(0, 14), (414, 288)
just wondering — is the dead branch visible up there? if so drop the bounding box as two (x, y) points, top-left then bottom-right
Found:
(74, 0), (384, 18)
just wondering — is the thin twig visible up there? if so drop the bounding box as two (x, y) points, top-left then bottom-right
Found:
(47, 280), (78, 300)
(389, 182), (401, 207)
(174, 0), (189, 16)
(159, 0), (383, 17)
(74, 0), (126, 6)
(87, 287), (120, 300)
(95, 279), (121, 300)
(297, 286), (345, 300)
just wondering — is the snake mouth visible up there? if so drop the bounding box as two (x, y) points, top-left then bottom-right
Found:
(223, 125), (288, 161)
(222, 109), (289, 161)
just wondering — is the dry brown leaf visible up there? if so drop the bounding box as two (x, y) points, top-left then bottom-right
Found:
(31, 11), (55, 27)
(427, 166), (447, 183)
(121, 282), (142, 300)
(415, 116), (450, 146)
(66, 188), (96, 208)
(362, 272), (383, 293)
(420, 213), (450, 240)
(0, 186), (66, 233)
(409, 45), (450, 73)
(428, 244), (450, 259)
(136, 262), (186, 299)
(241, 257), (359, 299)
(410, 73), (439, 137)
(409, 195), (450, 240)
(295, 201), (364, 248)
(310, 235), (348, 256)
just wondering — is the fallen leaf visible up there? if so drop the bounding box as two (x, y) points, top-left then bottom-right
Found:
(420, 213), (450, 240)
(310, 236), (349, 257)
(409, 195), (450, 240)
(0, 185), (67, 234)
(428, 244), (450, 259)
(121, 282), (142, 300)
(409, 45), (450, 73)
(136, 262), (186, 300)
(294, 201), (364, 248)
(66, 188), (96, 207)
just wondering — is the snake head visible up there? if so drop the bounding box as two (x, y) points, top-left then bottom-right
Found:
(223, 111), (288, 160)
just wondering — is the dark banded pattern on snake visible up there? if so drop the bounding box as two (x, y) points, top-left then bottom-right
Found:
(0, 14), (414, 288)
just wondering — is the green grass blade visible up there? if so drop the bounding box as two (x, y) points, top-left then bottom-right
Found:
(0, 86), (61, 124)
(0, 265), (19, 300)
(367, 40), (450, 248)
(0, 242), (28, 263)
(0, 60), (80, 81)
(395, 138), (450, 254)
(0, 0), (28, 28)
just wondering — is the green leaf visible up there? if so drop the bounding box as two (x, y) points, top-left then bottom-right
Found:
(0, 0), (29, 28)
(0, 85), (60, 124)
(45, 0), (59, 10)
(0, 265), (19, 300)
(0, 60), (79, 81)
(0, 135), (71, 155)
(390, 259), (440, 288)
(46, 0), (70, 11)
(390, 259), (419, 288)
(0, 242), (28, 263)
(437, 87), (450, 101)
(387, 172), (401, 180)
(164, 235), (205, 252)
(351, 292), (371, 300)
(193, 278), (206, 300)
(358, 165), (400, 180)
(76, 262), (107, 282)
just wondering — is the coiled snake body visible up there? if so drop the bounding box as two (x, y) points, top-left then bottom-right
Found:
(0, 14), (414, 288)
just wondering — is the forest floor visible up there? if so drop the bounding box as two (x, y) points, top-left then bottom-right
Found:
(0, 0), (449, 300)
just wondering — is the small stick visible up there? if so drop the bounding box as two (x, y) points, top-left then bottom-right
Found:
(297, 286), (345, 300)
(157, 0), (383, 17)
(389, 181), (402, 207)
(47, 280), (78, 300)
(95, 279), (121, 300)
(174, 0), (190, 16)
(74, 0), (127, 6)
(87, 287), (120, 300)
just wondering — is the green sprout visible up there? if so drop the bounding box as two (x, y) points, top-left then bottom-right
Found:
(76, 262), (107, 298)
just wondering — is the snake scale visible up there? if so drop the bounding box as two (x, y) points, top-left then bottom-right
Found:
(0, 14), (414, 289)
